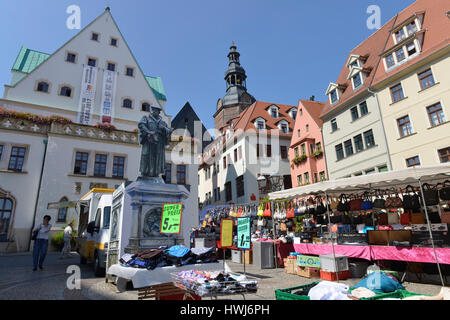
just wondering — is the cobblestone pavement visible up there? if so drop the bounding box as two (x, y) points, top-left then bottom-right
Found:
(0, 252), (444, 300)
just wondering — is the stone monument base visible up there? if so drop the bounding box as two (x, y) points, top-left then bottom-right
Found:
(123, 179), (190, 254)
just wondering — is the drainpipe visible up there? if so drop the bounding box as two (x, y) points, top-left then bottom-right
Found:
(320, 126), (331, 181)
(365, 14), (398, 172)
(367, 88), (393, 171)
(28, 138), (48, 251)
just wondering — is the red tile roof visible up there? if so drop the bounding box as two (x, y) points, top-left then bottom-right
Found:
(320, 14), (397, 119)
(372, 0), (450, 86)
(230, 100), (296, 137)
(299, 100), (326, 127)
(320, 0), (450, 119)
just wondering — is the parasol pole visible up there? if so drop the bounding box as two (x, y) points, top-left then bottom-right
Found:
(325, 191), (339, 282)
(418, 178), (444, 287)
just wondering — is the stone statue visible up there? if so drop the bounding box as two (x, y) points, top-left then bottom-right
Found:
(138, 105), (172, 179)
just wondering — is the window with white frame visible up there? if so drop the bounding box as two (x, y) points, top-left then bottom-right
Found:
(270, 106), (278, 118)
(352, 72), (362, 89)
(330, 89), (338, 104)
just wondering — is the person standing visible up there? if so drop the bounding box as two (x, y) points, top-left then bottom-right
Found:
(60, 221), (73, 259)
(32, 215), (52, 271)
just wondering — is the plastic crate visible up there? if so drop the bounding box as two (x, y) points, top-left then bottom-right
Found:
(274, 281), (320, 300)
(320, 269), (351, 281)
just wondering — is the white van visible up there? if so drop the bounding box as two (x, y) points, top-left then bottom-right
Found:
(76, 188), (114, 276)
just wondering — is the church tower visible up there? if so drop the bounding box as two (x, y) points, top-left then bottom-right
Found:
(214, 42), (255, 130)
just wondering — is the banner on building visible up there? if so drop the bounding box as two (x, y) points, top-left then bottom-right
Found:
(100, 69), (117, 124)
(77, 65), (98, 125)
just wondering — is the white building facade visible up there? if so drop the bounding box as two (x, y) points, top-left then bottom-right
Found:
(0, 8), (199, 252)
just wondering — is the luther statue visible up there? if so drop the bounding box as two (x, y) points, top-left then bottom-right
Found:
(138, 105), (172, 179)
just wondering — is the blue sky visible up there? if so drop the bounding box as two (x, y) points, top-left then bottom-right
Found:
(0, 0), (414, 130)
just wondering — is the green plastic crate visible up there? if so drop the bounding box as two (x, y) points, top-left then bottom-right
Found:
(275, 281), (319, 300)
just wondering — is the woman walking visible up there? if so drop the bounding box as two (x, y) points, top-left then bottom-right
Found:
(32, 215), (52, 271)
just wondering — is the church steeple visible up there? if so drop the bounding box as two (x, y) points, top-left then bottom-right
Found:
(214, 42), (255, 130)
(225, 42), (247, 91)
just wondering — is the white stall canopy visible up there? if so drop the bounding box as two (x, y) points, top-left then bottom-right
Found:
(269, 164), (450, 200)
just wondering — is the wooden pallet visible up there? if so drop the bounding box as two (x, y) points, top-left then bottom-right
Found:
(137, 282), (196, 300)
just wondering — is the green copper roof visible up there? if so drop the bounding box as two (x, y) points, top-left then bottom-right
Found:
(11, 46), (167, 101)
(145, 76), (167, 101)
(12, 46), (50, 73)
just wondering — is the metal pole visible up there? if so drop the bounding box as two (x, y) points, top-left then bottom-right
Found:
(243, 249), (246, 276)
(418, 178), (445, 287)
(325, 191), (339, 282)
(271, 201), (278, 269)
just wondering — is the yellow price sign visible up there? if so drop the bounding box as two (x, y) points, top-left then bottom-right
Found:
(220, 219), (234, 248)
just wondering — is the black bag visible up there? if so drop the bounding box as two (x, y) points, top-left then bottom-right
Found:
(422, 183), (439, 206)
(31, 229), (38, 241)
(439, 181), (450, 201)
(402, 185), (421, 211)
(373, 190), (386, 209)
(337, 194), (350, 212)
(315, 196), (326, 215)
(341, 213), (352, 225)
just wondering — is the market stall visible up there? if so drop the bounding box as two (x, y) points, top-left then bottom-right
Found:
(268, 164), (450, 286)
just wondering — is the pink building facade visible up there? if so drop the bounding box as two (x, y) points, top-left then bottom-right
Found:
(289, 100), (328, 187)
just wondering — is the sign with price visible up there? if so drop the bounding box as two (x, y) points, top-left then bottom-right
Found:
(220, 219), (234, 248)
(160, 203), (182, 234)
(237, 217), (251, 250)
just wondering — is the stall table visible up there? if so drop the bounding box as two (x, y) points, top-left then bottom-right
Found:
(294, 242), (450, 265)
(107, 262), (231, 292)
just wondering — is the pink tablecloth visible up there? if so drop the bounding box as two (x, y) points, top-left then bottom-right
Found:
(370, 246), (450, 264)
(294, 244), (450, 265)
(294, 244), (372, 261)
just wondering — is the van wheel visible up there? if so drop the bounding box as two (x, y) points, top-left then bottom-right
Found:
(94, 253), (105, 277)
(80, 255), (87, 264)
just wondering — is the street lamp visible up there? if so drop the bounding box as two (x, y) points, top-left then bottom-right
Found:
(269, 173), (284, 192)
(257, 175), (267, 195)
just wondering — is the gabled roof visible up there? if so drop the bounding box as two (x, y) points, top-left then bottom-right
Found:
(372, 0), (450, 87)
(231, 100), (296, 137)
(299, 100), (326, 127)
(9, 8), (167, 102)
(320, 13), (397, 119)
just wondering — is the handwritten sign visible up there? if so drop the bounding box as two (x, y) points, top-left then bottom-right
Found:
(220, 219), (234, 248)
(237, 217), (251, 250)
(160, 203), (182, 234)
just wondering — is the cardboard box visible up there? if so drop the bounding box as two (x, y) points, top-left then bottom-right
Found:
(388, 230), (411, 243)
(297, 255), (321, 268)
(285, 262), (297, 274)
(244, 250), (253, 264)
(297, 266), (321, 278)
(441, 212), (450, 224)
(411, 213), (425, 224)
(368, 230), (389, 245)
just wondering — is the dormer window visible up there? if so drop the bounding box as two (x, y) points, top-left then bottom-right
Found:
(330, 89), (338, 104)
(288, 108), (297, 120)
(406, 42), (416, 56)
(386, 54), (395, 68)
(406, 21), (418, 36)
(395, 29), (406, 43)
(276, 120), (289, 134)
(350, 61), (358, 68)
(395, 48), (406, 62)
(352, 73), (362, 89)
(270, 106), (278, 118)
(255, 118), (266, 130)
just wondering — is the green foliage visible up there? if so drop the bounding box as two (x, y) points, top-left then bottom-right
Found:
(51, 231), (64, 250)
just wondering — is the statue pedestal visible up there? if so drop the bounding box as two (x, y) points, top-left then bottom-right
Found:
(123, 180), (190, 254)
